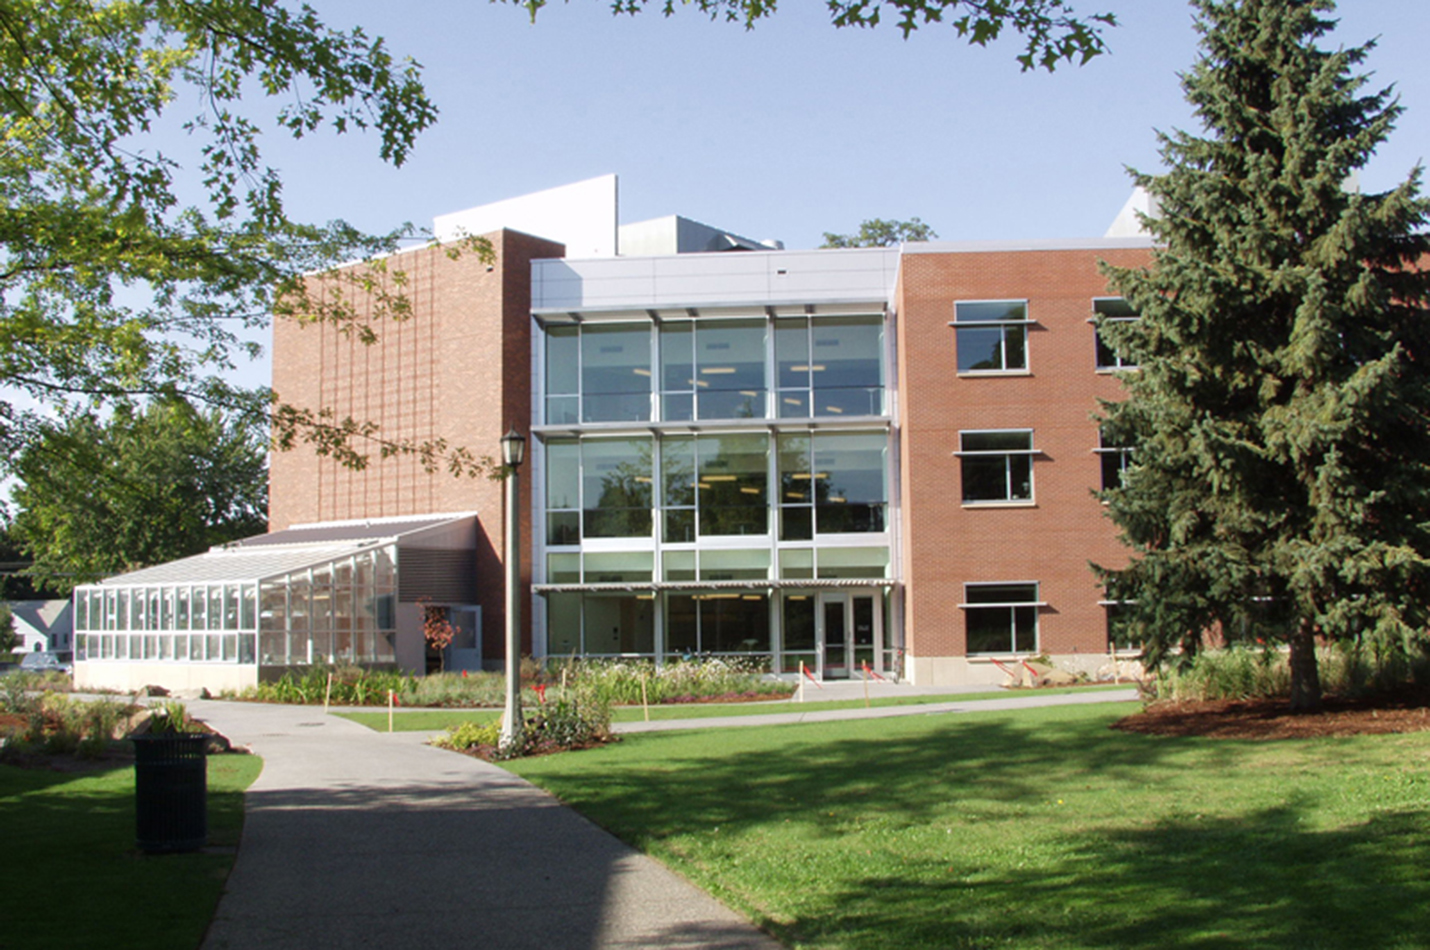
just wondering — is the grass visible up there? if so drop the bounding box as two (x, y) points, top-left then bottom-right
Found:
(0, 753), (263, 950)
(336, 685), (1131, 732)
(503, 702), (1430, 950)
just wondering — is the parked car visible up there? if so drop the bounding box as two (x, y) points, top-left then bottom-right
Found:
(16, 651), (73, 675)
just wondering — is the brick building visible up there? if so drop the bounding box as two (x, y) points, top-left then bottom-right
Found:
(73, 177), (1156, 690)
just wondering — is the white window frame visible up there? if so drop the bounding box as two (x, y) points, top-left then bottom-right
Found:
(1092, 297), (1140, 371)
(960, 582), (1043, 655)
(950, 300), (1032, 375)
(955, 429), (1036, 505)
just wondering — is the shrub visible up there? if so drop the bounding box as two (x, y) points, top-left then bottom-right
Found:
(431, 719), (501, 751)
(1150, 642), (1430, 703)
(404, 671), (506, 707)
(551, 656), (793, 706)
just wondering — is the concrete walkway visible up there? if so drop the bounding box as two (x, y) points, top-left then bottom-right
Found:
(191, 685), (1140, 950)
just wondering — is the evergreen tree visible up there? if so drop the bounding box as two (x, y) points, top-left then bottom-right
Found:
(1096, 0), (1430, 711)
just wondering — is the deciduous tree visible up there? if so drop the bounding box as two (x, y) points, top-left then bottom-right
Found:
(1096, 0), (1430, 711)
(518, 0), (1116, 70)
(8, 397), (269, 591)
(822, 217), (939, 247)
(0, 0), (463, 472)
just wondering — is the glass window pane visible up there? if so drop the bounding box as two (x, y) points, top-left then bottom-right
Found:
(582, 324), (651, 422)
(703, 595), (770, 652)
(663, 550), (696, 582)
(697, 433), (768, 537)
(547, 553), (580, 584)
(582, 438), (653, 538)
(957, 326), (1006, 372)
(962, 431), (1032, 453)
(546, 326), (579, 395)
(546, 440), (580, 509)
(779, 548), (815, 579)
(583, 595), (654, 654)
(698, 548), (770, 581)
(783, 595), (816, 651)
(816, 547), (889, 579)
(956, 301), (1027, 323)
(660, 322), (694, 392)
(665, 595), (697, 654)
(695, 320), (765, 419)
(547, 592), (582, 655)
(775, 319), (810, 389)
(583, 551), (653, 583)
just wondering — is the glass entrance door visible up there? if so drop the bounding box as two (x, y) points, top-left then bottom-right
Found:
(814, 590), (884, 680)
(818, 592), (850, 679)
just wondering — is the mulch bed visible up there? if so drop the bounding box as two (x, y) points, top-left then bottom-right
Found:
(1113, 687), (1430, 740)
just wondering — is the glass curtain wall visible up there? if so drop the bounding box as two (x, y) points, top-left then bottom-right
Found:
(546, 315), (884, 426)
(538, 310), (893, 669)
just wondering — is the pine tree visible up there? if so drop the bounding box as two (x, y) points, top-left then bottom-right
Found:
(1096, 0), (1430, 712)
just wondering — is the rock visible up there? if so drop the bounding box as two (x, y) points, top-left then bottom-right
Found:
(141, 684), (170, 697)
(1039, 669), (1079, 687)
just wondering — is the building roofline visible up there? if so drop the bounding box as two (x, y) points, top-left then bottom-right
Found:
(901, 236), (1156, 255)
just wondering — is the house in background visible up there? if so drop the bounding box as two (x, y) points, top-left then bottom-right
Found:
(10, 599), (72, 654)
(73, 174), (1153, 692)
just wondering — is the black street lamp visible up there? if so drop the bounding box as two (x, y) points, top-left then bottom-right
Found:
(499, 428), (526, 751)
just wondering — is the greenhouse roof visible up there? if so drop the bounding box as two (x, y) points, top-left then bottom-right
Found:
(88, 513), (477, 587)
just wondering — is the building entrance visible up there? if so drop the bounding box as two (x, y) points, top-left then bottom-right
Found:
(815, 590), (882, 680)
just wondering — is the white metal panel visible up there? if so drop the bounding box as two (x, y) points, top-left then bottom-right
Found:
(533, 247), (900, 313)
(434, 174), (619, 257)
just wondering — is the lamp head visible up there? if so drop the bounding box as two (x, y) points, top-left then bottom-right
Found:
(501, 428), (527, 468)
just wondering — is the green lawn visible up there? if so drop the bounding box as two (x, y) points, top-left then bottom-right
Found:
(0, 753), (263, 950)
(337, 685), (1129, 732)
(504, 702), (1430, 950)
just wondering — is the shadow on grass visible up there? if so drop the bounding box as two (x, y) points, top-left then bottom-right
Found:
(521, 705), (1212, 837)
(787, 806), (1428, 950)
(512, 706), (1429, 949)
(0, 757), (255, 950)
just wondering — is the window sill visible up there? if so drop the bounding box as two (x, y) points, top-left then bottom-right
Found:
(967, 654), (1041, 662)
(957, 370), (1032, 378)
(961, 500), (1037, 509)
(1094, 367), (1139, 374)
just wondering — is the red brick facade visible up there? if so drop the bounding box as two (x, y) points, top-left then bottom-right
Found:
(895, 245), (1154, 683)
(269, 229), (564, 659)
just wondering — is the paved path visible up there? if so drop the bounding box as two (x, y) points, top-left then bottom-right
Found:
(192, 699), (784, 950)
(191, 686), (1140, 950)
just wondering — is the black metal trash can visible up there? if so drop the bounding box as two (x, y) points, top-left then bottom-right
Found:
(133, 733), (208, 853)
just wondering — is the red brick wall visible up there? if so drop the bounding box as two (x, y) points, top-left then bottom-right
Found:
(269, 229), (564, 657)
(896, 246), (1153, 664)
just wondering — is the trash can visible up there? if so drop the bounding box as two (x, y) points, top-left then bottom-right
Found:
(132, 733), (208, 853)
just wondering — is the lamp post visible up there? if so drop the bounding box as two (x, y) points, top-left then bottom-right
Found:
(499, 427), (527, 752)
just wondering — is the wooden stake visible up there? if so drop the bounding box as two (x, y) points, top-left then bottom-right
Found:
(324, 671), (333, 715)
(387, 690), (394, 733)
(640, 672), (650, 722)
(863, 666), (870, 708)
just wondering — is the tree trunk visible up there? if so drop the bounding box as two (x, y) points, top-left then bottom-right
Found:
(1287, 618), (1322, 713)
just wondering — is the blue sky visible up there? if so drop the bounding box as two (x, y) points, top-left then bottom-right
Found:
(255, 1), (1430, 251)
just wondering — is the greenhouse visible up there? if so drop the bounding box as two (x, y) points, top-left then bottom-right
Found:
(72, 514), (479, 693)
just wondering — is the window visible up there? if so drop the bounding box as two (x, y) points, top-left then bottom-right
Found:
(776, 315), (884, 417)
(1095, 427), (1133, 492)
(542, 323), (654, 424)
(958, 430), (1034, 503)
(1093, 298), (1140, 370)
(662, 433), (769, 541)
(1104, 602), (1137, 651)
(778, 432), (888, 538)
(660, 320), (766, 420)
(963, 583), (1039, 654)
(953, 300), (1029, 373)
